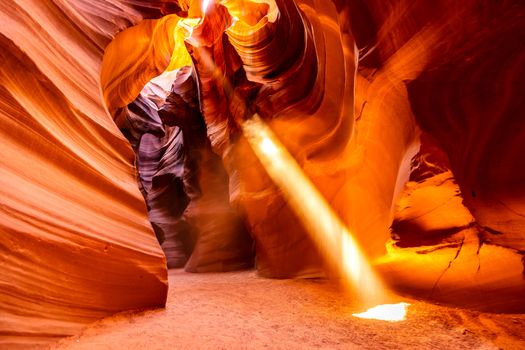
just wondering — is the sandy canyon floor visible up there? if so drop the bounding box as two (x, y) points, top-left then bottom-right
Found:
(50, 269), (525, 350)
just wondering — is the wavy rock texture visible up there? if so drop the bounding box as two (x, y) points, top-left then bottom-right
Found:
(115, 77), (192, 267)
(118, 65), (254, 271)
(0, 1), (170, 349)
(186, 0), (358, 277)
(184, 0), (418, 279)
(95, 0), (525, 308)
(345, 0), (525, 312)
(159, 68), (254, 272)
(2, 0), (525, 348)
(181, 0), (524, 308)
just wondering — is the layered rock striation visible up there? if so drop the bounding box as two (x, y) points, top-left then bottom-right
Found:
(1, 0), (525, 347)
(0, 1), (170, 348)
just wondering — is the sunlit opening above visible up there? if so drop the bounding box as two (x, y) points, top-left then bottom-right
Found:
(202, 0), (211, 13)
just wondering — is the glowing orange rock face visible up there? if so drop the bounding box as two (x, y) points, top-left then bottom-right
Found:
(0, 1), (170, 349)
(1, 0), (525, 347)
(347, 0), (525, 312)
(101, 15), (193, 116)
(180, 0), (525, 310)
(183, 0), (361, 278)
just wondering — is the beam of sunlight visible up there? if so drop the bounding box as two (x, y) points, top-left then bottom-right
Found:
(352, 302), (410, 322)
(202, 0), (212, 14)
(242, 115), (387, 307)
(177, 12), (409, 320)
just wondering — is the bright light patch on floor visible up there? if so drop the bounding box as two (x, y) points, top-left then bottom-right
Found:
(352, 302), (410, 322)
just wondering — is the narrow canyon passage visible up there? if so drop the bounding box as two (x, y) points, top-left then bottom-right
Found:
(1, 0), (525, 349)
(51, 270), (525, 350)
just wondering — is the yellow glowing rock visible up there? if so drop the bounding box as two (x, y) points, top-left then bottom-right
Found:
(243, 116), (385, 304)
(101, 15), (192, 115)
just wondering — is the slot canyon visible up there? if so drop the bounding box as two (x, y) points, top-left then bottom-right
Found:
(1, 0), (525, 349)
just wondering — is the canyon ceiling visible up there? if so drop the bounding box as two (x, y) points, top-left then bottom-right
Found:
(1, 0), (524, 348)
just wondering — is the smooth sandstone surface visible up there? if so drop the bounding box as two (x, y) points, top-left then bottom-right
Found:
(0, 1), (170, 349)
(1, 0), (524, 348)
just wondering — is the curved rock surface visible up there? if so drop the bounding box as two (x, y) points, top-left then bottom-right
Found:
(159, 68), (254, 272)
(0, 1), (169, 349)
(1, 0), (525, 347)
(346, 0), (525, 311)
(117, 65), (255, 271)
(179, 0), (524, 308)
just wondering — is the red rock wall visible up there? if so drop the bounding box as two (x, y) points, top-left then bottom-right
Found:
(345, 0), (525, 312)
(1, 0), (525, 347)
(0, 1), (169, 348)
(182, 0), (525, 309)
